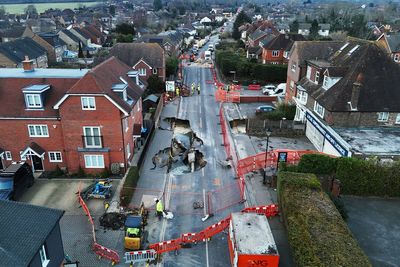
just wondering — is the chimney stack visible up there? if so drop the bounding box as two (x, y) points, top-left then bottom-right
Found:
(22, 56), (34, 72)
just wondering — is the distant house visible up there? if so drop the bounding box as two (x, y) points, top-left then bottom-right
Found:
(0, 38), (48, 68)
(109, 43), (166, 82)
(261, 34), (305, 65)
(0, 200), (65, 267)
(138, 31), (183, 57)
(292, 38), (400, 157)
(318, 24), (330, 37)
(0, 25), (26, 43)
(285, 41), (342, 102)
(377, 32), (400, 63)
(69, 27), (91, 46)
(58, 29), (81, 51)
(298, 23), (311, 36)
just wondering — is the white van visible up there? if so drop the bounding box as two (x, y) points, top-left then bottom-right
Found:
(205, 50), (212, 61)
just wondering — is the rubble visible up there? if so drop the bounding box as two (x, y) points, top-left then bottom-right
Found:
(99, 212), (127, 230)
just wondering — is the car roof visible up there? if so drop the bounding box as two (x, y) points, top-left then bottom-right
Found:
(258, 105), (274, 108)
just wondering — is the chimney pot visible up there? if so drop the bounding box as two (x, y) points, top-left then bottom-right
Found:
(22, 56), (34, 72)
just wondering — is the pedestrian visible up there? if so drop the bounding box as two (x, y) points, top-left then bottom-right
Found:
(154, 198), (164, 220)
(197, 83), (201, 95)
(151, 154), (158, 170)
(175, 87), (180, 97)
(191, 82), (195, 95)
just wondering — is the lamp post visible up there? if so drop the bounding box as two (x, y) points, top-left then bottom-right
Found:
(229, 70), (236, 83)
(263, 128), (272, 185)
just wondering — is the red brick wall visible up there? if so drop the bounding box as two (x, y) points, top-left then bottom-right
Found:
(59, 95), (125, 173)
(262, 49), (285, 64)
(133, 61), (152, 81)
(0, 119), (66, 171)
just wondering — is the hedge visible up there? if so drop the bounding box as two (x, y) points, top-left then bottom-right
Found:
(278, 172), (371, 267)
(120, 166), (140, 207)
(293, 154), (400, 197)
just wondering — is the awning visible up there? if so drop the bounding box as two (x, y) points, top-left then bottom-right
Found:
(20, 142), (45, 158)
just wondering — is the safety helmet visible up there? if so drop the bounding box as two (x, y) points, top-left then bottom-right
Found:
(154, 198), (158, 202)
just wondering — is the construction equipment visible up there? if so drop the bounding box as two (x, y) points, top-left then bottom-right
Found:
(125, 204), (280, 266)
(82, 179), (112, 199)
(124, 203), (149, 251)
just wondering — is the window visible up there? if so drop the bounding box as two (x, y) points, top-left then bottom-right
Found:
(314, 102), (325, 118)
(126, 143), (131, 158)
(272, 50), (279, 57)
(323, 76), (329, 88)
(84, 155), (105, 168)
(39, 244), (49, 267)
(48, 152), (62, 162)
(377, 112), (389, 122)
(290, 80), (295, 90)
(153, 68), (158, 74)
(297, 90), (308, 104)
(291, 63), (297, 72)
(315, 71), (320, 83)
(138, 68), (146, 76)
(306, 66), (312, 80)
(20, 151), (27, 161)
(83, 127), (102, 148)
(28, 125), (49, 137)
(123, 118), (129, 132)
(394, 54), (400, 62)
(396, 114), (400, 124)
(81, 97), (96, 110)
(25, 94), (42, 108)
(284, 51), (289, 58)
(5, 151), (12, 160)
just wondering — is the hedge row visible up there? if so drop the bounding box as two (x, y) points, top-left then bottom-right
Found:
(119, 166), (140, 207)
(289, 154), (400, 197)
(215, 50), (287, 82)
(277, 172), (371, 267)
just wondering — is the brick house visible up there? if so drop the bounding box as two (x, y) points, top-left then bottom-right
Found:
(292, 38), (400, 157)
(0, 56), (144, 174)
(285, 41), (342, 102)
(261, 34), (305, 65)
(0, 38), (48, 68)
(109, 43), (166, 82)
(377, 32), (400, 63)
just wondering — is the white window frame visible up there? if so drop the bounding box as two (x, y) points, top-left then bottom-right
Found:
(152, 68), (158, 74)
(25, 94), (42, 108)
(20, 151), (27, 161)
(83, 127), (102, 148)
(394, 54), (400, 62)
(123, 118), (129, 132)
(290, 80), (295, 90)
(81, 97), (96, 110)
(314, 101), (325, 118)
(323, 76), (329, 88)
(84, 155), (105, 168)
(395, 113), (400, 124)
(377, 112), (389, 122)
(291, 63), (296, 72)
(28, 125), (49, 137)
(306, 66), (312, 80)
(48, 152), (62, 162)
(138, 68), (146, 76)
(297, 90), (308, 105)
(315, 71), (320, 84)
(39, 244), (50, 267)
(5, 151), (12, 160)
(284, 51), (289, 58)
(126, 143), (131, 158)
(272, 50), (279, 57)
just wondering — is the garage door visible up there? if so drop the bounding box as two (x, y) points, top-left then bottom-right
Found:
(306, 122), (324, 151)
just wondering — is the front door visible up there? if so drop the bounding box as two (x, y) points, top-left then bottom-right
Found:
(31, 155), (43, 171)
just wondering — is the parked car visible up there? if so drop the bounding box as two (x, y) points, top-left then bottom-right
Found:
(256, 105), (276, 113)
(262, 85), (276, 95)
(0, 162), (34, 200)
(262, 83), (286, 97)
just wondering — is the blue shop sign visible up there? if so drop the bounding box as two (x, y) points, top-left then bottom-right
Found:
(306, 112), (348, 157)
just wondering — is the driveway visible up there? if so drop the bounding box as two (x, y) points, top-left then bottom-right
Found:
(343, 196), (400, 267)
(20, 179), (123, 266)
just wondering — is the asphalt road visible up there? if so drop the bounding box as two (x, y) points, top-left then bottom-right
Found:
(157, 35), (244, 266)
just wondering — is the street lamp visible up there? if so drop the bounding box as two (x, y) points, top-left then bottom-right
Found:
(229, 70), (236, 83)
(263, 128), (272, 185)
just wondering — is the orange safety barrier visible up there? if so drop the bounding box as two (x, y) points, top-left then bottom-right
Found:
(149, 238), (183, 253)
(248, 84), (261, 90)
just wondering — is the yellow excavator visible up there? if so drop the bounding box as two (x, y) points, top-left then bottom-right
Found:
(124, 203), (148, 250)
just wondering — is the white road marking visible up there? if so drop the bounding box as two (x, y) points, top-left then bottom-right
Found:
(202, 188), (210, 267)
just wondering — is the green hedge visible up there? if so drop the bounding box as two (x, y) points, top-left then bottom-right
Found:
(294, 154), (400, 197)
(120, 166), (140, 207)
(278, 172), (371, 267)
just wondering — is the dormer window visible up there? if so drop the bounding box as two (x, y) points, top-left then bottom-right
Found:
(23, 84), (50, 109)
(315, 71), (320, 84)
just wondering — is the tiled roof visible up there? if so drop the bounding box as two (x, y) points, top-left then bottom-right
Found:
(263, 34), (305, 51)
(385, 32), (400, 52)
(0, 37), (47, 64)
(291, 41), (342, 67)
(0, 200), (64, 267)
(110, 43), (164, 69)
(0, 26), (26, 38)
(60, 29), (81, 43)
(68, 57), (144, 112)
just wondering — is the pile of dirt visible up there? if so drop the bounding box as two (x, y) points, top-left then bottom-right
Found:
(99, 212), (127, 230)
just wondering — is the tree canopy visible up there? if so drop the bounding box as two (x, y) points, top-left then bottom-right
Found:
(25, 5), (37, 16)
(309, 19), (319, 39)
(154, 0), (162, 11)
(116, 23), (135, 35)
(232, 10), (251, 40)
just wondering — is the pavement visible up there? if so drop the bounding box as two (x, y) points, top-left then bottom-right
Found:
(343, 196), (400, 267)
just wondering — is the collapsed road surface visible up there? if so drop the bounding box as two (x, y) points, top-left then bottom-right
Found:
(142, 35), (245, 267)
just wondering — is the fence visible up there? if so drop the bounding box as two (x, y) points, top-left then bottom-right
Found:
(248, 84), (261, 90)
